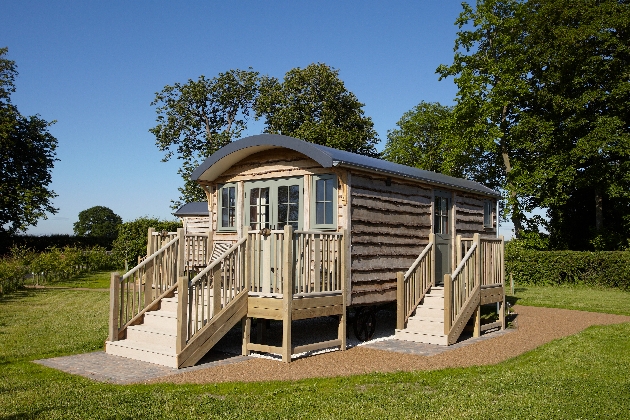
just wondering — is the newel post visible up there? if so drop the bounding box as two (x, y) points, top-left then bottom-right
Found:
(443, 273), (452, 335)
(429, 233), (436, 287)
(176, 276), (188, 353)
(109, 272), (120, 342)
(177, 228), (186, 278)
(396, 272), (405, 330)
(473, 233), (481, 289)
(282, 225), (294, 363)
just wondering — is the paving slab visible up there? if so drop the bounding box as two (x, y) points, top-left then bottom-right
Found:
(34, 351), (250, 384)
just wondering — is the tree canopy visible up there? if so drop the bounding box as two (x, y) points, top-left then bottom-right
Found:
(73, 206), (122, 239)
(255, 63), (379, 157)
(0, 47), (58, 235)
(150, 63), (379, 206)
(383, 0), (629, 249)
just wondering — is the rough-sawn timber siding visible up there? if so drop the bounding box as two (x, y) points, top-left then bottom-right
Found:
(455, 192), (494, 237)
(350, 174), (432, 305)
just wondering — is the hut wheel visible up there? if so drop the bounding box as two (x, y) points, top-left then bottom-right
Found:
(353, 307), (376, 342)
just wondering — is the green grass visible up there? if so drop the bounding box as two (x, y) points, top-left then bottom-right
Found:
(0, 285), (629, 418)
(26, 270), (113, 289)
(509, 284), (630, 316)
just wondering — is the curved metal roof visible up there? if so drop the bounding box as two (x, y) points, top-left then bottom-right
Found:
(191, 134), (501, 198)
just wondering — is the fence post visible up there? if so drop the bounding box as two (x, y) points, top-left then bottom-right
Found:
(177, 228), (186, 278)
(109, 272), (120, 342)
(282, 225), (294, 363)
(176, 276), (188, 353)
(396, 271), (405, 330)
(443, 273), (451, 335)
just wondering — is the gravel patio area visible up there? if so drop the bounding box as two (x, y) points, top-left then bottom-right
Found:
(149, 305), (630, 384)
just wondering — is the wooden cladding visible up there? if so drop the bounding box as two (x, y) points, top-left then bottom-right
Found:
(350, 174), (432, 305)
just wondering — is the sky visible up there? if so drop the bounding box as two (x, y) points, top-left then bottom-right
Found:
(1, 1), (514, 238)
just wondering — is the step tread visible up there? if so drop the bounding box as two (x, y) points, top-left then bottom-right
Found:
(107, 339), (176, 356)
(127, 324), (177, 336)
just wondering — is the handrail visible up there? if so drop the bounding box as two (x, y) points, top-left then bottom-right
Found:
(122, 236), (179, 280)
(404, 242), (434, 279)
(189, 236), (247, 287)
(451, 242), (477, 279)
(397, 236), (435, 330)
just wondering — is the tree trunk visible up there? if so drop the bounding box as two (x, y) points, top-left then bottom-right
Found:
(594, 188), (603, 233)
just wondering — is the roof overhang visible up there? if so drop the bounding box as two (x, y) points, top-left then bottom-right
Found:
(191, 134), (334, 182)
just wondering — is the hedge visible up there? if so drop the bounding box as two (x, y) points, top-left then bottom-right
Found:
(505, 248), (630, 290)
(0, 234), (114, 256)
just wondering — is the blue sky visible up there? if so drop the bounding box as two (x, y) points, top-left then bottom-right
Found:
(1, 1), (513, 238)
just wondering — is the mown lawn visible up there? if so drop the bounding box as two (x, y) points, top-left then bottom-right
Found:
(0, 285), (629, 418)
(509, 283), (630, 316)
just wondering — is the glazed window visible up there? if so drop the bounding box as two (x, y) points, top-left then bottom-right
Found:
(218, 183), (237, 231)
(484, 200), (493, 228)
(311, 174), (337, 229)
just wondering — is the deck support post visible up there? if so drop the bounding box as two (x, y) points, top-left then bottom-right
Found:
(176, 276), (188, 353)
(109, 272), (120, 342)
(396, 271), (405, 330)
(282, 225), (294, 363)
(473, 305), (481, 337)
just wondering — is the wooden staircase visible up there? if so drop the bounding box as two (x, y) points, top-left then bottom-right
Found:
(106, 296), (179, 367)
(395, 286), (447, 345)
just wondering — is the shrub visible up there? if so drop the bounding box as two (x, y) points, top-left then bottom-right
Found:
(506, 248), (630, 290)
(0, 234), (114, 256)
(0, 256), (28, 294)
(111, 217), (182, 269)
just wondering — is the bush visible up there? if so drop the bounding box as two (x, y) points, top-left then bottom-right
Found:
(0, 256), (28, 294)
(0, 234), (114, 256)
(28, 246), (117, 285)
(506, 248), (630, 290)
(111, 217), (182, 269)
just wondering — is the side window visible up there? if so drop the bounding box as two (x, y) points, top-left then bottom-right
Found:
(311, 174), (337, 230)
(218, 183), (237, 231)
(484, 200), (493, 228)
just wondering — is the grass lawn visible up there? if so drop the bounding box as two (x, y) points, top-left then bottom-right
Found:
(509, 284), (630, 316)
(0, 285), (629, 418)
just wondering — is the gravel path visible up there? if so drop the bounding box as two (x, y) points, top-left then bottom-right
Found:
(150, 305), (630, 384)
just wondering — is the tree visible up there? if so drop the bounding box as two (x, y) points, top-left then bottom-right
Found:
(520, 0), (630, 249)
(0, 47), (58, 235)
(150, 69), (261, 207)
(73, 206), (122, 239)
(256, 63), (379, 157)
(437, 0), (532, 237)
(383, 101), (457, 174)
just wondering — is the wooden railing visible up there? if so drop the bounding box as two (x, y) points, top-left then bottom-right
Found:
(183, 236), (248, 345)
(396, 234), (435, 330)
(444, 233), (505, 344)
(293, 231), (344, 295)
(146, 229), (209, 271)
(246, 228), (345, 296)
(109, 228), (185, 341)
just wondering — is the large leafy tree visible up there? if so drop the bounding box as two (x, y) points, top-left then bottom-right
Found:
(0, 47), (58, 235)
(150, 69), (261, 206)
(436, 0), (532, 237)
(151, 63), (380, 206)
(522, 0), (630, 249)
(383, 101), (462, 175)
(255, 63), (379, 157)
(73, 206), (122, 239)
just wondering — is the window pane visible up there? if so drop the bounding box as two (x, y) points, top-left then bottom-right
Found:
(325, 202), (333, 224)
(289, 203), (299, 223)
(289, 185), (300, 204)
(325, 179), (334, 201)
(228, 208), (235, 226)
(434, 214), (440, 234)
(316, 203), (325, 225)
(250, 188), (259, 205)
(278, 185), (288, 204)
(316, 179), (325, 201)
(278, 203), (287, 225)
(261, 187), (269, 204)
(222, 208), (229, 227)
